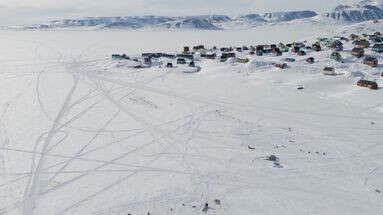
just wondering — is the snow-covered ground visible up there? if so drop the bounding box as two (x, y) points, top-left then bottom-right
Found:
(0, 22), (383, 215)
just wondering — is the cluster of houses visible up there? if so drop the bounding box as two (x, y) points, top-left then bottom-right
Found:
(111, 31), (383, 90)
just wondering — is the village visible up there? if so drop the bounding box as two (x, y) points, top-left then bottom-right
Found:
(112, 30), (383, 90)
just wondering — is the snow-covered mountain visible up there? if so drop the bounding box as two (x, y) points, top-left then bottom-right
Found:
(22, 11), (318, 30)
(160, 17), (222, 30)
(234, 14), (267, 23)
(263, 11), (317, 22)
(22, 0), (383, 31)
(324, 0), (383, 23)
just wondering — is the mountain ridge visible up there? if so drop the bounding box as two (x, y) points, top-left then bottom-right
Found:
(17, 1), (383, 30)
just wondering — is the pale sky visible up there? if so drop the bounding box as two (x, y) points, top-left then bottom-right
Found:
(0, 0), (361, 25)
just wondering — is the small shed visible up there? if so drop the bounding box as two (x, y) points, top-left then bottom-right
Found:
(329, 42), (343, 51)
(273, 63), (288, 69)
(331, 52), (343, 62)
(177, 58), (186, 64)
(144, 57), (152, 64)
(291, 47), (300, 53)
(312, 44), (322, 52)
(372, 44), (383, 53)
(298, 50), (306, 56)
(272, 48), (282, 56)
(306, 57), (315, 64)
(184, 46), (190, 53)
(322, 67), (336, 76)
(350, 34), (359, 41)
(193, 45), (205, 51)
(357, 80), (378, 89)
(363, 56), (378, 67)
(237, 58), (250, 64)
(351, 47), (365, 58)
(284, 58), (296, 62)
(353, 39), (370, 49)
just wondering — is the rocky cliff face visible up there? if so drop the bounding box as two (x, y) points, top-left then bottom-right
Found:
(325, 0), (383, 23)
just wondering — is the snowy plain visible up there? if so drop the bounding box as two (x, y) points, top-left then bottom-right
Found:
(0, 21), (383, 215)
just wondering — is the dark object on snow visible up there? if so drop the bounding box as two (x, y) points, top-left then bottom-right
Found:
(220, 52), (236, 62)
(312, 44), (322, 52)
(193, 45), (205, 51)
(177, 54), (194, 60)
(323, 67), (336, 76)
(273, 62), (288, 69)
(272, 48), (282, 56)
(112, 54), (130, 60)
(177, 58), (186, 64)
(350, 34), (359, 41)
(351, 47), (365, 58)
(248, 145), (256, 150)
(306, 57), (315, 64)
(166, 62), (173, 68)
(284, 58), (296, 62)
(236, 47), (243, 52)
(329, 40), (343, 51)
(266, 155), (278, 162)
(144, 56), (152, 64)
(214, 199), (221, 205)
(237, 57), (250, 63)
(201, 53), (216, 59)
(330, 52), (343, 62)
(273, 162), (283, 168)
(376, 189), (381, 193)
(291, 46), (300, 53)
(297, 50), (306, 56)
(184, 46), (190, 53)
(189, 61), (195, 67)
(221, 52), (236, 58)
(202, 203), (209, 213)
(357, 79), (378, 90)
(297, 85), (304, 90)
(372, 43), (383, 53)
(256, 50), (263, 56)
(353, 39), (370, 49)
(363, 56), (378, 67)
(372, 37), (383, 43)
(142, 53), (162, 58)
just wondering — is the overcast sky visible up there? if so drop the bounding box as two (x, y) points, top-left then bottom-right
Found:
(0, 0), (361, 25)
